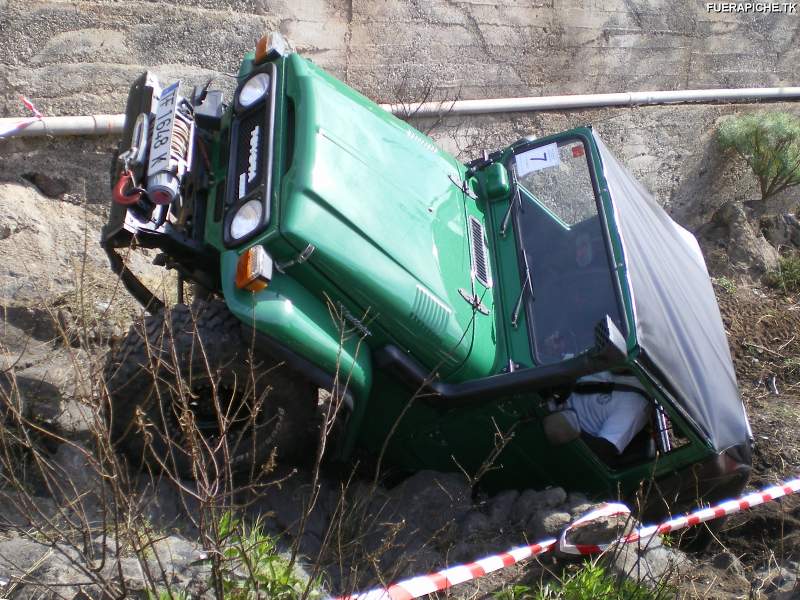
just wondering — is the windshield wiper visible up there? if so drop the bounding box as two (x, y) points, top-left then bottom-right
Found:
(511, 247), (534, 328)
(500, 185), (520, 237)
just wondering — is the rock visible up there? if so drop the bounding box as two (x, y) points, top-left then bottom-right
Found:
(0, 305), (61, 345)
(538, 487), (569, 508)
(0, 182), (106, 306)
(51, 442), (103, 520)
(697, 201), (780, 277)
(21, 172), (69, 198)
(510, 489), (540, 523)
(510, 487), (568, 524)
(0, 182), (169, 351)
(0, 492), (58, 528)
(758, 560), (800, 598)
(0, 536), (56, 575)
(150, 535), (207, 572)
(0, 370), (27, 423)
(135, 477), (186, 530)
(531, 511), (571, 539)
(354, 471), (471, 571)
(0, 531), (220, 599)
(377, 470), (472, 536)
(487, 489), (519, 527)
(458, 510), (491, 537)
(563, 506), (634, 549)
(298, 531), (324, 560)
(247, 472), (337, 542)
(568, 502), (597, 519)
(1, 338), (117, 443)
(607, 541), (691, 588)
(761, 212), (800, 248)
(0, 536), (95, 598)
(566, 492), (591, 510)
(712, 550), (745, 576)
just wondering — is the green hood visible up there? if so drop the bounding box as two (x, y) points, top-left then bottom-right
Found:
(279, 54), (482, 374)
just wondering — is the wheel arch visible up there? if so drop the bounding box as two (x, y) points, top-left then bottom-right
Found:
(220, 249), (373, 456)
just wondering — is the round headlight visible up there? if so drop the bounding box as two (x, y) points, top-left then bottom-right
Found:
(230, 200), (263, 240)
(238, 73), (271, 109)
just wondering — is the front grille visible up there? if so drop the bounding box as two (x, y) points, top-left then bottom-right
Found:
(222, 62), (277, 248)
(469, 216), (492, 288)
(231, 108), (266, 204)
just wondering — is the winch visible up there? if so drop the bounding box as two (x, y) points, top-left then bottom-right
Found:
(113, 79), (195, 208)
(145, 82), (194, 205)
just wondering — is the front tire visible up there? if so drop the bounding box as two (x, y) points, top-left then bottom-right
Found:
(104, 300), (317, 479)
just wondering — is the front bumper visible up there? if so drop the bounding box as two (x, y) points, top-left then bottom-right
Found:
(101, 72), (219, 310)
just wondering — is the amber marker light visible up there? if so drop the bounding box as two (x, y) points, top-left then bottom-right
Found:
(235, 245), (273, 292)
(255, 32), (289, 64)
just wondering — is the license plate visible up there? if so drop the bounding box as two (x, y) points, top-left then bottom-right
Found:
(147, 80), (180, 174)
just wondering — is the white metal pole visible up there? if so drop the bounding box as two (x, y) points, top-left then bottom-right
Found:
(1, 87), (799, 139)
(378, 86), (800, 117)
(0, 114), (126, 138)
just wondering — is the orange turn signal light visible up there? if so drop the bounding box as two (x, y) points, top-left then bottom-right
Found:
(255, 32), (289, 64)
(235, 245), (273, 292)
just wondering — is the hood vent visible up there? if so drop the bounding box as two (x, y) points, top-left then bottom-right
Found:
(411, 285), (451, 336)
(469, 216), (492, 288)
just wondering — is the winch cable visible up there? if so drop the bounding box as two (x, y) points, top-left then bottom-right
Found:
(331, 475), (800, 600)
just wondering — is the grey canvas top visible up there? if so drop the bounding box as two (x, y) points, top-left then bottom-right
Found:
(594, 134), (750, 452)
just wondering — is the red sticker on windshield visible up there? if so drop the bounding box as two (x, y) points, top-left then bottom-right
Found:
(572, 146), (585, 158)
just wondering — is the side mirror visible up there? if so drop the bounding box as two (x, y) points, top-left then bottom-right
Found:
(485, 163), (510, 201)
(543, 409), (581, 445)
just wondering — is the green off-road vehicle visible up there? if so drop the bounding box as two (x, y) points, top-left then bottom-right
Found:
(102, 33), (753, 518)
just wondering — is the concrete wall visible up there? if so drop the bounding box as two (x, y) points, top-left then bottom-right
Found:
(1, 0), (799, 226)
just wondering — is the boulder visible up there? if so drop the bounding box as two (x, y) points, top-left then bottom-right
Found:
(607, 542), (691, 589)
(760, 212), (800, 249)
(697, 201), (780, 277)
(0, 181), (168, 347)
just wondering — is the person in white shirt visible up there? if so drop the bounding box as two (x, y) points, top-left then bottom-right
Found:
(541, 330), (652, 461)
(566, 370), (652, 460)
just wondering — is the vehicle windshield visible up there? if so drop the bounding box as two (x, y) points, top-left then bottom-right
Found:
(512, 137), (625, 365)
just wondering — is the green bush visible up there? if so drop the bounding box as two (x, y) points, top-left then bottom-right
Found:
(493, 562), (666, 600)
(765, 255), (800, 293)
(717, 112), (800, 201)
(218, 512), (320, 600)
(715, 276), (738, 295)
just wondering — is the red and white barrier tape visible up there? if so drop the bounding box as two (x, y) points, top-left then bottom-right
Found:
(557, 502), (631, 556)
(333, 476), (800, 600)
(624, 477), (800, 546)
(338, 538), (558, 600)
(20, 95), (43, 119)
(0, 96), (44, 138)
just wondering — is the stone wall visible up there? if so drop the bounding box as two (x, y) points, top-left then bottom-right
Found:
(1, 0), (799, 223)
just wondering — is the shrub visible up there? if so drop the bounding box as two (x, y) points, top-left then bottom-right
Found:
(717, 112), (800, 202)
(715, 276), (737, 295)
(219, 512), (320, 600)
(764, 255), (800, 293)
(493, 561), (667, 600)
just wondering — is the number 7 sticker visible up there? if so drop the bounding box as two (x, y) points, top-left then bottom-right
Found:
(515, 142), (560, 176)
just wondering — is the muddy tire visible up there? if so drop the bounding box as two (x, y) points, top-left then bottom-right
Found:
(104, 300), (317, 479)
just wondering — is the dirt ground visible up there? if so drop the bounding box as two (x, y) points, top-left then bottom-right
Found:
(679, 280), (800, 598)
